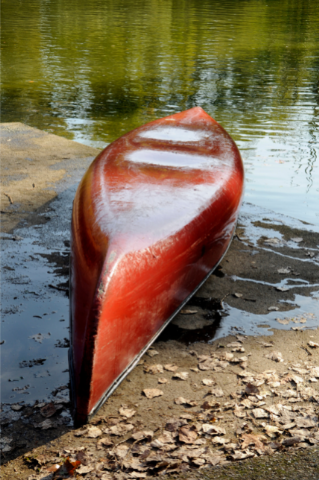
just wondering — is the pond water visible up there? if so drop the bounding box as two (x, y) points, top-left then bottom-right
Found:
(1, 0), (319, 225)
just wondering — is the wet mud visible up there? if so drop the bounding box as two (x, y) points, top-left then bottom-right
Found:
(1, 124), (319, 478)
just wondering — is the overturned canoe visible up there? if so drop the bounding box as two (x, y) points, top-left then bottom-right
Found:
(69, 107), (244, 425)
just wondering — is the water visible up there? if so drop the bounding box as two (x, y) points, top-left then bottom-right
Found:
(1, 0), (319, 224)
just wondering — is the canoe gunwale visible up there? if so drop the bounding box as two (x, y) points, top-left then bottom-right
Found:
(69, 224), (237, 425)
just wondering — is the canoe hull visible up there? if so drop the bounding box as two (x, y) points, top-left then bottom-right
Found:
(69, 107), (244, 425)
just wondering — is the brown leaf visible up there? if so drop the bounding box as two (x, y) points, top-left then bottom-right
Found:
(144, 364), (164, 374)
(245, 383), (260, 395)
(143, 388), (163, 399)
(202, 424), (226, 435)
(119, 407), (136, 418)
(179, 426), (198, 444)
(252, 408), (268, 419)
(40, 402), (57, 418)
(131, 430), (154, 441)
(207, 387), (224, 397)
(147, 349), (159, 357)
(158, 378), (168, 384)
(97, 437), (113, 449)
(241, 433), (266, 450)
(229, 450), (255, 460)
(172, 372), (189, 381)
(86, 425), (103, 438)
(164, 364), (179, 372)
(107, 424), (135, 436)
(75, 464), (93, 475)
(265, 351), (284, 363)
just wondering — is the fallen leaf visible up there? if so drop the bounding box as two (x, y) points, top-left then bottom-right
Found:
(97, 437), (113, 449)
(144, 364), (164, 374)
(264, 425), (283, 437)
(265, 351), (284, 363)
(229, 450), (255, 460)
(202, 379), (216, 386)
(179, 426), (198, 444)
(76, 464), (93, 475)
(107, 424), (135, 436)
(143, 388), (163, 399)
(164, 364), (179, 372)
(119, 407), (136, 419)
(86, 425), (103, 438)
(202, 424), (226, 435)
(277, 268), (290, 274)
(207, 388), (224, 397)
(131, 430), (154, 441)
(241, 433), (266, 450)
(40, 403), (57, 418)
(276, 318), (290, 325)
(227, 342), (242, 348)
(245, 383), (260, 395)
(158, 378), (168, 384)
(252, 408), (268, 419)
(172, 372), (189, 381)
(147, 349), (159, 357)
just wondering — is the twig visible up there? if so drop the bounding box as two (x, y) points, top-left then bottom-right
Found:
(3, 193), (13, 204)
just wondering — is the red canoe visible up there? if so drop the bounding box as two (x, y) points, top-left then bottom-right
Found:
(69, 107), (244, 425)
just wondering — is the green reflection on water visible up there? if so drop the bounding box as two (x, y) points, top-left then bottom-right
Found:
(1, 0), (319, 223)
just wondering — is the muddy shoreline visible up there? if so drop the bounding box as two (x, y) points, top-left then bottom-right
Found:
(1, 124), (319, 479)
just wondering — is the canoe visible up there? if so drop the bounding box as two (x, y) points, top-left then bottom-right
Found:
(69, 107), (244, 425)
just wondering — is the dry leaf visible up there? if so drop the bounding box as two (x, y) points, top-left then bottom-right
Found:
(179, 426), (198, 444)
(207, 387), (224, 397)
(241, 433), (266, 450)
(227, 342), (242, 348)
(86, 425), (103, 438)
(107, 424), (134, 436)
(144, 364), (164, 374)
(40, 402), (58, 418)
(131, 430), (154, 441)
(276, 318), (290, 325)
(158, 378), (168, 384)
(264, 425), (283, 437)
(164, 364), (179, 372)
(229, 450), (255, 460)
(202, 379), (216, 386)
(172, 372), (189, 381)
(119, 407), (136, 418)
(175, 397), (189, 405)
(265, 351), (284, 362)
(97, 437), (113, 448)
(76, 464), (93, 474)
(245, 383), (260, 395)
(252, 408), (268, 419)
(143, 389), (163, 399)
(147, 349), (159, 357)
(202, 424), (226, 435)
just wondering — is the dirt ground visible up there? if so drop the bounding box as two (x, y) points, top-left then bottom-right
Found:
(1, 123), (319, 479)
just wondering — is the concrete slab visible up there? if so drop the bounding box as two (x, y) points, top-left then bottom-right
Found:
(1, 122), (99, 232)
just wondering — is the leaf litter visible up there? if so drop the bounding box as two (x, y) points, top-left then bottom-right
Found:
(8, 328), (319, 480)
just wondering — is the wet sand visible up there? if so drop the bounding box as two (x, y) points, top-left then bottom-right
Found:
(1, 124), (319, 479)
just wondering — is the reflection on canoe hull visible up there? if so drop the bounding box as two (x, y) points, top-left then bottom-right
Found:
(69, 107), (244, 425)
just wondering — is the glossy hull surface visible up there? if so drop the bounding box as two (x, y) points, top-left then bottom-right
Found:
(69, 107), (244, 424)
